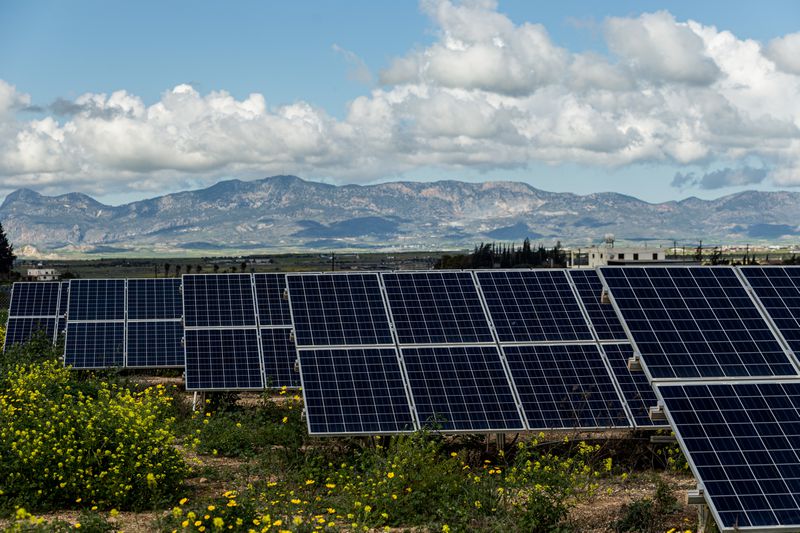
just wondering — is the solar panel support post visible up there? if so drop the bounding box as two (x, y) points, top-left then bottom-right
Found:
(192, 391), (206, 413)
(686, 489), (708, 533)
(495, 433), (506, 453)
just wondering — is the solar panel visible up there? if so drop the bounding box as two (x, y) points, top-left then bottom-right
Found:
(182, 274), (257, 328)
(740, 266), (800, 354)
(400, 345), (524, 432)
(475, 270), (593, 343)
(184, 329), (263, 390)
(658, 381), (800, 531)
(502, 344), (630, 429)
(9, 282), (61, 316)
(67, 280), (125, 321)
(260, 328), (299, 388)
(287, 273), (393, 347)
(4, 317), (56, 347)
(599, 266), (797, 380)
(127, 278), (182, 320)
(254, 273), (292, 326)
(126, 321), (184, 368)
(58, 281), (69, 316)
(568, 269), (627, 341)
(383, 272), (494, 345)
(64, 322), (125, 368)
(299, 347), (416, 434)
(601, 343), (664, 427)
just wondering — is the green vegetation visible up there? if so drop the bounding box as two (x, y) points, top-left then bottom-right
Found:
(436, 240), (567, 269)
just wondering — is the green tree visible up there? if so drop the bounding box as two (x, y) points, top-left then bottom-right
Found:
(0, 223), (16, 279)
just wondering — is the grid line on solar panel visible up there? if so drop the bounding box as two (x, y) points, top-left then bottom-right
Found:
(287, 273), (394, 347)
(568, 269), (628, 342)
(127, 278), (183, 320)
(182, 274), (257, 328)
(600, 343), (664, 428)
(299, 347), (416, 434)
(67, 279), (126, 321)
(400, 345), (525, 432)
(184, 328), (264, 390)
(502, 344), (631, 429)
(657, 381), (800, 531)
(9, 282), (61, 317)
(58, 281), (69, 316)
(599, 266), (798, 380)
(254, 273), (292, 327)
(475, 270), (594, 343)
(126, 321), (184, 368)
(739, 266), (800, 356)
(383, 271), (494, 345)
(261, 328), (299, 388)
(64, 322), (125, 368)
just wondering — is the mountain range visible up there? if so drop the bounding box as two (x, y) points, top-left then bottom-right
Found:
(2, 175), (799, 257)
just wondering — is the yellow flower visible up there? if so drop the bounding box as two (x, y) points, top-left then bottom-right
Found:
(387, 472), (395, 479)
(293, 516), (303, 525)
(291, 498), (301, 504)
(213, 517), (224, 528)
(325, 483), (336, 489)
(109, 509), (119, 517)
(306, 479), (315, 485)
(442, 526), (451, 533)
(282, 416), (288, 424)
(180, 498), (189, 505)
(75, 524), (81, 529)
(207, 505), (215, 511)
(273, 520), (283, 526)
(364, 505), (372, 513)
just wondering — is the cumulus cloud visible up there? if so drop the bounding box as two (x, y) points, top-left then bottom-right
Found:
(1, 1), (800, 197)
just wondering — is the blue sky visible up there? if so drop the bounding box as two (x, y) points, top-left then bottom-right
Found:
(1, 0), (799, 204)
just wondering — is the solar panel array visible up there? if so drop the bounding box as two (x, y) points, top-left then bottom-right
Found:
(126, 278), (183, 368)
(740, 266), (800, 354)
(64, 279), (126, 368)
(568, 269), (627, 342)
(4, 281), (63, 348)
(254, 274), (298, 388)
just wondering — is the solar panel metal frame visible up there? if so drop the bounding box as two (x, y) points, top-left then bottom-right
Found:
(654, 380), (800, 533)
(4, 281), (64, 350)
(63, 279), (128, 369)
(597, 265), (800, 383)
(182, 274), (266, 391)
(737, 265), (800, 360)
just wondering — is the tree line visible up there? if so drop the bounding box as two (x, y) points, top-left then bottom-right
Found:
(435, 239), (567, 269)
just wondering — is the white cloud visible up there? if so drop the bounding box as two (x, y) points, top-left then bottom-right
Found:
(1, 2), (800, 196)
(766, 32), (800, 75)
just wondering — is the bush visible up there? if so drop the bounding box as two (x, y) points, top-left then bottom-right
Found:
(613, 479), (679, 533)
(0, 360), (187, 512)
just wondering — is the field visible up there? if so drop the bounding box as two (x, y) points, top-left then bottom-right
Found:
(0, 329), (708, 533)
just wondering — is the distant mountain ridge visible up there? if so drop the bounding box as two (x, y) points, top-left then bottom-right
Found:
(2, 175), (799, 255)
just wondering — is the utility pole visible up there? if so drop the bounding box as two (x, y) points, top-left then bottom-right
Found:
(331, 252), (335, 272)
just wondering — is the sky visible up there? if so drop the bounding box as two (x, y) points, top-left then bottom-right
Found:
(1, 0), (799, 205)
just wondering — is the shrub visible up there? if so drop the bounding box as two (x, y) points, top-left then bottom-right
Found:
(0, 360), (187, 512)
(613, 478), (680, 533)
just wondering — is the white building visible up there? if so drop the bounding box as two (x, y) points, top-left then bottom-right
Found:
(27, 268), (60, 281)
(585, 247), (666, 268)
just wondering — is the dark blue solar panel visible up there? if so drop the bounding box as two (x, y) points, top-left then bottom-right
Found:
(64, 322), (124, 368)
(503, 344), (630, 429)
(182, 274), (257, 328)
(126, 321), (184, 368)
(127, 278), (183, 320)
(383, 272), (494, 345)
(261, 328), (299, 388)
(401, 345), (524, 431)
(299, 347), (415, 434)
(184, 328), (263, 390)
(600, 266), (796, 379)
(601, 343), (663, 427)
(9, 282), (61, 317)
(254, 274), (292, 326)
(741, 266), (800, 354)
(659, 382), (800, 530)
(568, 269), (627, 341)
(476, 270), (593, 343)
(4, 317), (56, 347)
(287, 273), (393, 347)
(67, 280), (125, 321)
(56, 317), (66, 339)
(58, 282), (69, 316)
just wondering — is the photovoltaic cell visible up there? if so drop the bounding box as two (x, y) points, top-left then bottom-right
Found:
(127, 278), (183, 320)
(401, 345), (524, 431)
(287, 273), (393, 347)
(254, 273), (292, 326)
(67, 280), (126, 321)
(9, 282), (61, 317)
(568, 269), (627, 341)
(503, 344), (630, 429)
(383, 272), (494, 345)
(601, 343), (663, 427)
(184, 329), (263, 390)
(260, 328), (299, 388)
(126, 321), (184, 368)
(740, 266), (800, 354)
(64, 322), (124, 368)
(299, 347), (415, 434)
(5, 317), (56, 347)
(600, 266), (796, 379)
(58, 282), (69, 316)
(658, 382), (800, 531)
(476, 270), (593, 343)
(182, 274), (257, 328)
